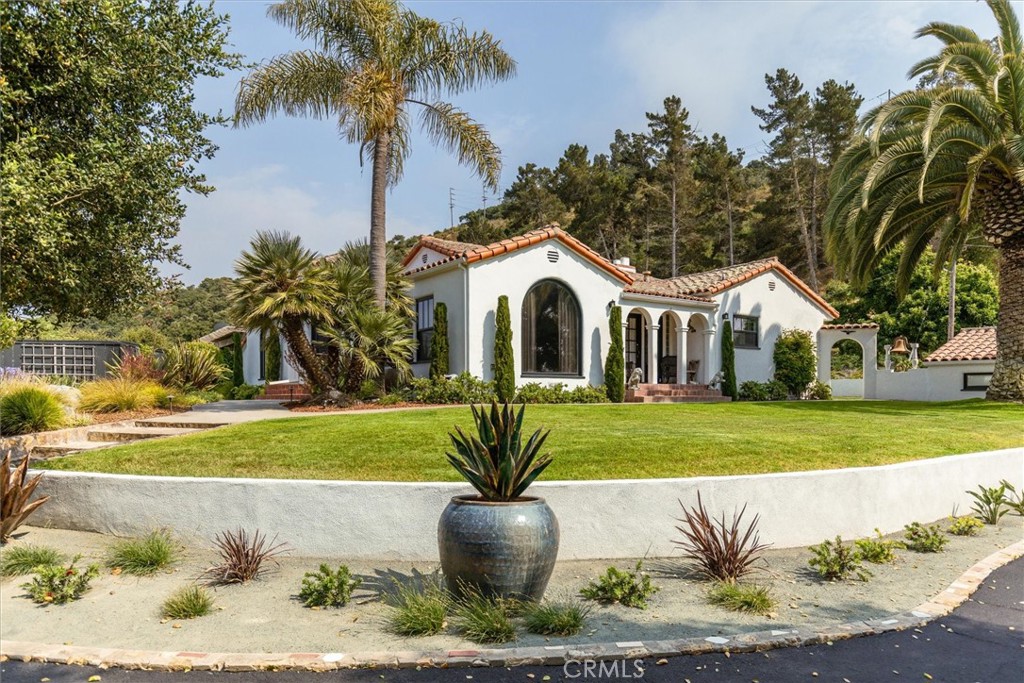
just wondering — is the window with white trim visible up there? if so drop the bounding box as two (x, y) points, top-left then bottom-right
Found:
(415, 296), (434, 362)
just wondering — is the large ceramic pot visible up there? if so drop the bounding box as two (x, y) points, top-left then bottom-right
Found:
(438, 494), (559, 601)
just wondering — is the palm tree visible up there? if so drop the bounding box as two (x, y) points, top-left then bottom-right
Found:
(825, 0), (1024, 401)
(229, 230), (338, 392)
(234, 0), (516, 308)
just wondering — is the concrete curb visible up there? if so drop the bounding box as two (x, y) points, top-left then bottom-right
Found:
(3, 540), (1021, 672)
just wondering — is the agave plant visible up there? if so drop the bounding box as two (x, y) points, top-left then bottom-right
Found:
(446, 401), (552, 501)
(1, 454), (50, 543)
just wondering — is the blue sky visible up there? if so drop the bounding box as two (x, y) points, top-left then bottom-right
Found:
(175, 0), (1000, 283)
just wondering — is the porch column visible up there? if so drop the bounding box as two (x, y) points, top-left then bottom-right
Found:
(648, 324), (660, 384)
(676, 327), (688, 384)
(702, 329), (715, 385)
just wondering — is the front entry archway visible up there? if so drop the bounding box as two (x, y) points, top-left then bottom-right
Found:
(686, 313), (709, 384)
(625, 309), (651, 382)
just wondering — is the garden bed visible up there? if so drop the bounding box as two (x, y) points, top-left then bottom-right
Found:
(35, 401), (1024, 481)
(1, 521), (1019, 655)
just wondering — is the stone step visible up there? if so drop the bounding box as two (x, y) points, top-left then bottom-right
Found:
(134, 420), (228, 430)
(87, 426), (202, 443)
(31, 441), (120, 457)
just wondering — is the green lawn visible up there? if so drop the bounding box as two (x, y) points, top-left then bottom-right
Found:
(38, 401), (1022, 481)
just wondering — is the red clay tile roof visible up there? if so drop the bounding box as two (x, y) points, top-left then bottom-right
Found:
(925, 327), (997, 362)
(628, 257), (839, 317)
(821, 322), (880, 330)
(403, 225), (634, 283)
(402, 229), (837, 316)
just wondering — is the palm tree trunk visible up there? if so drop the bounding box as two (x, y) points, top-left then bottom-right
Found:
(281, 315), (334, 393)
(986, 232), (1024, 401)
(369, 129), (391, 309)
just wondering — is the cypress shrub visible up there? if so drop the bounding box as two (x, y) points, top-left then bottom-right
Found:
(772, 329), (816, 397)
(494, 296), (515, 402)
(430, 302), (450, 379)
(264, 330), (282, 382)
(231, 332), (244, 387)
(720, 320), (737, 400)
(605, 306), (625, 403)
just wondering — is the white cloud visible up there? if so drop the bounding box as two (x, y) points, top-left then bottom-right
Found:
(607, 1), (998, 155)
(167, 165), (428, 283)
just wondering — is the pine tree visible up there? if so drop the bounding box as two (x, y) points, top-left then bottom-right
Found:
(605, 306), (625, 403)
(430, 302), (450, 379)
(494, 295), (515, 402)
(720, 321), (737, 400)
(231, 332), (244, 387)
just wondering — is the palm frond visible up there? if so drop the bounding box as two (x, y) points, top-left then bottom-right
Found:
(416, 101), (502, 190)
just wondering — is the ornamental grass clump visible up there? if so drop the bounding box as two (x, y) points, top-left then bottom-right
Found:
(1, 454), (50, 543)
(446, 401), (552, 501)
(521, 600), (591, 636)
(386, 580), (451, 636)
(106, 530), (178, 576)
(0, 545), (66, 577)
(0, 387), (66, 435)
(162, 585), (215, 619)
(673, 492), (769, 583)
(452, 586), (517, 644)
(707, 581), (776, 616)
(203, 529), (288, 585)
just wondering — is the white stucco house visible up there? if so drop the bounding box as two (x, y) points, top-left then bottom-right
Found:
(399, 224), (839, 397)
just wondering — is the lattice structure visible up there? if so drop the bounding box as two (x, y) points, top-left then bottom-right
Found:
(20, 343), (97, 380)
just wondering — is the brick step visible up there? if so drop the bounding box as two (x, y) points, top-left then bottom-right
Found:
(260, 383), (310, 400)
(631, 389), (721, 397)
(87, 426), (202, 443)
(627, 395), (732, 404)
(31, 441), (119, 457)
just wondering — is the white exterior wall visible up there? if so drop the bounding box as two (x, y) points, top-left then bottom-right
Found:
(873, 360), (996, 401)
(463, 241), (624, 388)
(408, 265), (467, 378)
(243, 331), (262, 385)
(715, 272), (833, 384)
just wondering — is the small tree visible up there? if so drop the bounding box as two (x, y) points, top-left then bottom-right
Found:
(773, 329), (816, 397)
(430, 302), (450, 379)
(264, 330), (282, 382)
(494, 296), (515, 402)
(720, 320), (738, 400)
(231, 332), (245, 387)
(605, 306), (625, 403)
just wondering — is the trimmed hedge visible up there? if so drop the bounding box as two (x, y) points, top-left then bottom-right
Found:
(429, 303), (449, 379)
(605, 306), (625, 403)
(494, 296), (515, 402)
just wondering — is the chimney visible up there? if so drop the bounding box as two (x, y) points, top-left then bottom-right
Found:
(613, 256), (636, 273)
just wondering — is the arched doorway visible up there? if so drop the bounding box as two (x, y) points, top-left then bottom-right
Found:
(830, 338), (865, 397)
(686, 314), (709, 384)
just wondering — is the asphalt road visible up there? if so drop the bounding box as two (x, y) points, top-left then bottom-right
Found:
(4, 557), (1022, 683)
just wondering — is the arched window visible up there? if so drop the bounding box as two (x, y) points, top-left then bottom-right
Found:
(521, 280), (581, 375)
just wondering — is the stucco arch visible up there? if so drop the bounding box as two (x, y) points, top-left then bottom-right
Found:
(817, 324), (879, 398)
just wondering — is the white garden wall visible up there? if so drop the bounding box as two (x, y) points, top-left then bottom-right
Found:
(872, 361), (996, 402)
(31, 448), (1022, 560)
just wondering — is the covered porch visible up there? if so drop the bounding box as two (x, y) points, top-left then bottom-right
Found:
(620, 297), (717, 387)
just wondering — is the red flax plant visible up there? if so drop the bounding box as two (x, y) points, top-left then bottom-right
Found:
(1, 454), (50, 543)
(203, 529), (289, 585)
(673, 491), (770, 583)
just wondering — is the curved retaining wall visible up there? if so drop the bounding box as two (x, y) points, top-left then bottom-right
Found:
(31, 448), (1023, 560)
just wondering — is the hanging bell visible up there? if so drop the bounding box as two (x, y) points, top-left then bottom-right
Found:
(890, 336), (910, 355)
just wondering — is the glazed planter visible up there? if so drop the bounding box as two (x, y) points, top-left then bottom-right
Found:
(438, 494), (559, 601)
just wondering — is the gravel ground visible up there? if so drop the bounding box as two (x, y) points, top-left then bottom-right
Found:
(1, 520), (1020, 654)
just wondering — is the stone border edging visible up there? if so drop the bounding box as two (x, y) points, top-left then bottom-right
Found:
(3, 539), (1021, 672)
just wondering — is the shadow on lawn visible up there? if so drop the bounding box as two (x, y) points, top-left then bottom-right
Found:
(744, 398), (994, 418)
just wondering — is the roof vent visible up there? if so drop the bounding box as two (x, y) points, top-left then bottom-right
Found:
(547, 249), (559, 263)
(768, 280), (776, 291)
(421, 253), (428, 264)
